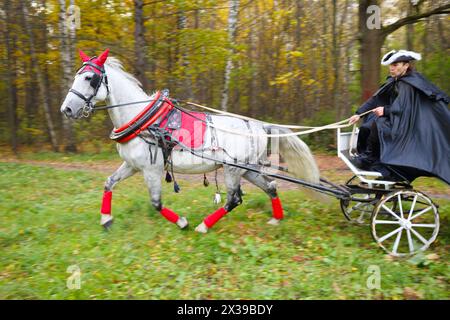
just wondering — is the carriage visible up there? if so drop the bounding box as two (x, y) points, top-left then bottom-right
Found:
(61, 49), (443, 258)
(212, 126), (441, 258)
(335, 128), (440, 257)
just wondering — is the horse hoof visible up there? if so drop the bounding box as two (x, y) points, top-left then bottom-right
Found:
(100, 214), (114, 229)
(267, 218), (280, 226)
(176, 216), (189, 229)
(195, 222), (208, 233)
(102, 219), (114, 230)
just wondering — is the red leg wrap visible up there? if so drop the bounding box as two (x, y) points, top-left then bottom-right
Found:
(101, 191), (112, 214)
(271, 197), (284, 220)
(160, 207), (179, 223)
(204, 207), (228, 228)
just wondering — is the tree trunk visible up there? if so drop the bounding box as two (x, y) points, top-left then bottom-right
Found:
(358, 0), (450, 102)
(4, 0), (19, 154)
(332, 0), (340, 120)
(294, 0), (305, 122)
(342, 0), (355, 118)
(59, 0), (78, 152)
(149, 3), (156, 89)
(406, 2), (415, 50)
(25, 72), (36, 146)
(422, 18), (429, 65)
(321, 0), (329, 111)
(177, 4), (193, 99)
(358, 0), (384, 102)
(134, 0), (149, 92)
(343, 44), (352, 118)
(22, 2), (59, 152)
(336, 0), (349, 120)
(247, 1), (259, 117)
(436, 17), (447, 87)
(207, 10), (217, 105)
(220, 0), (240, 111)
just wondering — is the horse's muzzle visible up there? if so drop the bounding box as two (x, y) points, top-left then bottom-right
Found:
(62, 106), (74, 118)
(62, 106), (84, 119)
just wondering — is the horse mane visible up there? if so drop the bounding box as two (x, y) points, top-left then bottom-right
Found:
(105, 57), (144, 90)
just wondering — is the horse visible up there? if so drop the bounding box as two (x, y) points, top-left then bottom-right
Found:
(60, 49), (320, 233)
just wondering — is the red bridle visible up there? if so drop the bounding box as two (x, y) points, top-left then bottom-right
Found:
(69, 49), (110, 117)
(73, 49), (174, 143)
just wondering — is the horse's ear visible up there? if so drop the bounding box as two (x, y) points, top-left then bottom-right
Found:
(96, 49), (110, 66)
(79, 49), (90, 62)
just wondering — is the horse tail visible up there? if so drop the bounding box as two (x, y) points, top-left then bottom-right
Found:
(266, 126), (326, 200)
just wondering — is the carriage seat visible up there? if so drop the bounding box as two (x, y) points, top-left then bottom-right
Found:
(336, 128), (397, 187)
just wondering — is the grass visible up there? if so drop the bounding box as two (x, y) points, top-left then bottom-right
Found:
(10, 149), (120, 163)
(0, 162), (449, 300)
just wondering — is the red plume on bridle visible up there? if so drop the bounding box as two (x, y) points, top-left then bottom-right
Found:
(79, 49), (90, 62)
(77, 49), (110, 74)
(96, 49), (110, 66)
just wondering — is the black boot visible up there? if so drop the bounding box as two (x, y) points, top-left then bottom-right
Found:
(350, 153), (373, 170)
(350, 142), (377, 170)
(351, 121), (380, 170)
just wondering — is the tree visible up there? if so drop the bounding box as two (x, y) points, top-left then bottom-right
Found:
(0, 0), (447, 151)
(3, 0), (19, 154)
(221, 0), (240, 111)
(21, 1), (59, 152)
(59, 0), (78, 153)
(134, 0), (149, 92)
(358, 0), (450, 101)
(176, 0), (193, 99)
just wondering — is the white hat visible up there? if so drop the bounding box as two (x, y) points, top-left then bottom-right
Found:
(381, 50), (422, 66)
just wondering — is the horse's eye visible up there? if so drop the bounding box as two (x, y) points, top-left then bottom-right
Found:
(85, 76), (92, 81)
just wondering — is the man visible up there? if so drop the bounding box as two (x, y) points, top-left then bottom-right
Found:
(349, 49), (450, 184)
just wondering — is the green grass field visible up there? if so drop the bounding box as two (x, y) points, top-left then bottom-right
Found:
(0, 161), (449, 299)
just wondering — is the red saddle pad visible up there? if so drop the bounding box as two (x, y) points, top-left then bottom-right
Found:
(160, 111), (207, 149)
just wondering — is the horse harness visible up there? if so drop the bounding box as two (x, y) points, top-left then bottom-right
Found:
(69, 60), (251, 185)
(69, 57), (110, 117)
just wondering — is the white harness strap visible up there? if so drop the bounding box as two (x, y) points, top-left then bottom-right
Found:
(185, 102), (374, 138)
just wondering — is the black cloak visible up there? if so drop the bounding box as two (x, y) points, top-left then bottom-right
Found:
(356, 71), (450, 184)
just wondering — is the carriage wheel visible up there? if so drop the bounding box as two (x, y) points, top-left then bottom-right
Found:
(340, 193), (378, 225)
(340, 175), (378, 225)
(371, 190), (440, 257)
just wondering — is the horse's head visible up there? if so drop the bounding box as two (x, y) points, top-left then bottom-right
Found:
(61, 49), (110, 119)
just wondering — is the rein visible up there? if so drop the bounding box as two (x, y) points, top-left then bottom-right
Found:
(89, 95), (373, 139)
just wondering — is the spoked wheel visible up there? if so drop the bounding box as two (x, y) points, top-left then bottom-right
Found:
(371, 190), (440, 257)
(340, 176), (379, 225)
(341, 193), (378, 225)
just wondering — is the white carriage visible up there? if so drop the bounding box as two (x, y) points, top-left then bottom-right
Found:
(337, 128), (440, 257)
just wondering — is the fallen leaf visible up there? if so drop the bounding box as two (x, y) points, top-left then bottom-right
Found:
(426, 253), (439, 261)
(403, 287), (423, 300)
(292, 255), (305, 262)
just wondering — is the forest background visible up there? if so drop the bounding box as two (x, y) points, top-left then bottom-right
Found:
(1, 0), (449, 154)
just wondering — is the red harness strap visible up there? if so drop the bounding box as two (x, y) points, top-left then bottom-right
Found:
(114, 91), (161, 133)
(113, 91), (174, 143)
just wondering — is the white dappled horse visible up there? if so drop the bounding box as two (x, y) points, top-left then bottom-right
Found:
(60, 49), (320, 233)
